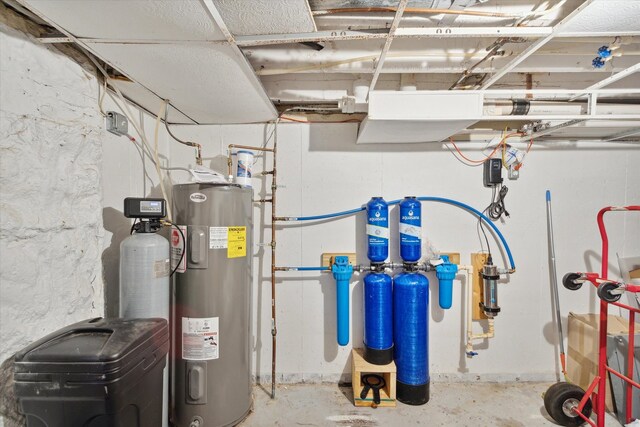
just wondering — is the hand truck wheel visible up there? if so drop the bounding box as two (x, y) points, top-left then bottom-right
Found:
(562, 273), (583, 291)
(547, 383), (592, 426)
(544, 382), (569, 417)
(597, 282), (622, 303)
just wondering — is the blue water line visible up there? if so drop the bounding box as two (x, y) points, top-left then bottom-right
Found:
(290, 206), (365, 221)
(287, 196), (516, 270)
(282, 266), (329, 271)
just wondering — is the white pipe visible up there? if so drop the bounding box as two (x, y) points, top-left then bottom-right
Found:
(480, 0), (597, 89)
(483, 102), (640, 117)
(459, 264), (497, 356)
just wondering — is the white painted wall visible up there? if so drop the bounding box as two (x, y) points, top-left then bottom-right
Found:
(144, 122), (640, 384)
(0, 24), (104, 364)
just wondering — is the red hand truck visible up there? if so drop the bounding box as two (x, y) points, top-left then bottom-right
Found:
(544, 205), (640, 426)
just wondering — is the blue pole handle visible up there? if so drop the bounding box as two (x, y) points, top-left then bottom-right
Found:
(546, 190), (551, 202)
(332, 256), (354, 346)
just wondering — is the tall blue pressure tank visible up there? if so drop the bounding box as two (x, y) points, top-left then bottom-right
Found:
(393, 272), (430, 405)
(363, 272), (393, 365)
(399, 197), (421, 263)
(366, 197), (389, 263)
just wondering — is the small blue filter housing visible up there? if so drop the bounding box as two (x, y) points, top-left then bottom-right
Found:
(393, 272), (430, 405)
(399, 197), (421, 263)
(363, 272), (393, 365)
(366, 197), (389, 263)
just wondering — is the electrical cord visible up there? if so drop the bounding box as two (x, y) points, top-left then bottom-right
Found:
(129, 219), (184, 277)
(163, 220), (185, 277)
(130, 218), (138, 235)
(486, 184), (510, 221)
(477, 212), (492, 255)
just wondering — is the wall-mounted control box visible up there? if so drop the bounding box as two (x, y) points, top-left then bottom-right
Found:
(483, 158), (503, 187)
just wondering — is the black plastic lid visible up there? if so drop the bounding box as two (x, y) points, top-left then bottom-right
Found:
(14, 317), (168, 375)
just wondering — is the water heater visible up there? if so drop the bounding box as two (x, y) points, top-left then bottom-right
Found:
(171, 183), (253, 427)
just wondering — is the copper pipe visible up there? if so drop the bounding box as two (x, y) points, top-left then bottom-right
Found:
(229, 144), (274, 153)
(226, 140), (278, 398)
(526, 73), (534, 99)
(313, 7), (518, 18)
(227, 144), (274, 176)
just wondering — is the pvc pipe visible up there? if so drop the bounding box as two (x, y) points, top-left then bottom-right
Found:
(460, 262), (497, 356)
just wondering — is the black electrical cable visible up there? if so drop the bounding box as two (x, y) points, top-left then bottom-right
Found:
(486, 184), (510, 221)
(130, 218), (138, 235)
(477, 214), (492, 255)
(164, 220), (185, 277)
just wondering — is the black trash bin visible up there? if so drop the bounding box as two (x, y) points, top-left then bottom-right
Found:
(14, 317), (168, 427)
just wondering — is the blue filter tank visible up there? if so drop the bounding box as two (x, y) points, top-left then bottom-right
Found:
(435, 255), (458, 310)
(399, 197), (421, 263)
(393, 272), (430, 405)
(366, 197), (389, 263)
(363, 272), (393, 365)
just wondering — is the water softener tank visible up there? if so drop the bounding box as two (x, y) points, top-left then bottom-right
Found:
(120, 230), (170, 427)
(363, 272), (393, 365)
(393, 272), (430, 405)
(172, 183), (253, 427)
(366, 197), (389, 263)
(399, 197), (421, 263)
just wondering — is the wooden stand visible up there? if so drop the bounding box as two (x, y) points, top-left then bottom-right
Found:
(351, 348), (396, 407)
(472, 252), (490, 320)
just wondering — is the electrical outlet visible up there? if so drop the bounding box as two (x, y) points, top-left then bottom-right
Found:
(508, 165), (520, 180)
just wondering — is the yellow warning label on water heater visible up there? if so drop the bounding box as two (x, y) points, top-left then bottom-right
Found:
(227, 227), (246, 258)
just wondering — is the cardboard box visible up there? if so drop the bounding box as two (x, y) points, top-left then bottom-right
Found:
(567, 312), (640, 412)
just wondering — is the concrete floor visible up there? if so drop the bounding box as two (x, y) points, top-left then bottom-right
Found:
(240, 382), (622, 427)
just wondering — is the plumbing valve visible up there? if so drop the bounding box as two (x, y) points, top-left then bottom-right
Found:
(592, 57), (606, 69)
(597, 46), (612, 59)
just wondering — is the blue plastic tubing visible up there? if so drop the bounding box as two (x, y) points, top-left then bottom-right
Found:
(364, 272), (393, 351)
(394, 272), (430, 386)
(288, 196), (516, 270)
